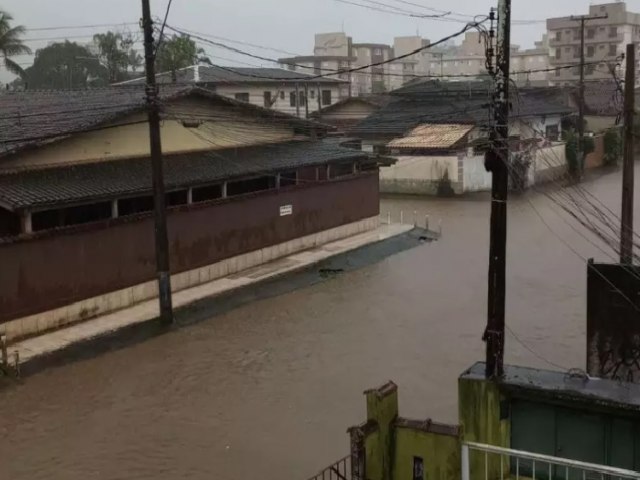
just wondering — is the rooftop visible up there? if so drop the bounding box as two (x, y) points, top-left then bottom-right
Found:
(388, 124), (474, 149)
(0, 140), (369, 211)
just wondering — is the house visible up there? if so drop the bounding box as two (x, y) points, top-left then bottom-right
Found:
(0, 86), (384, 343)
(309, 95), (390, 133)
(349, 80), (574, 195)
(115, 65), (347, 118)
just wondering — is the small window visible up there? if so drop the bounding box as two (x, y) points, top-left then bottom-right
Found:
(280, 170), (297, 187)
(227, 176), (275, 196)
(573, 28), (580, 40)
(609, 44), (618, 56)
(279, 91), (285, 100)
(555, 49), (561, 59)
(573, 47), (580, 59)
(309, 89), (315, 99)
(263, 91), (272, 108)
(192, 184), (222, 203)
(330, 162), (354, 178)
(555, 31), (562, 41)
(167, 190), (188, 206)
(599, 44), (606, 49)
(609, 26), (618, 38)
(555, 68), (561, 77)
(298, 91), (306, 106)
(587, 45), (595, 57)
(290, 91), (296, 107)
(587, 28), (595, 39)
(234, 92), (249, 102)
(585, 64), (596, 75)
(374, 48), (382, 55)
(321, 89), (332, 106)
(119, 196), (154, 216)
(545, 124), (559, 141)
(413, 457), (424, 480)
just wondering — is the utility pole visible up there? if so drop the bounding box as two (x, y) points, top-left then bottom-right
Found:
(621, 43), (635, 264)
(304, 83), (310, 118)
(484, 0), (511, 379)
(571, 13), (608, 176)
(141, 0), (174, 324)
(295, 82), (300, 118)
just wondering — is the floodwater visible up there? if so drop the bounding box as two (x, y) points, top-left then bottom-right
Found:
(0, 166), (638, 480)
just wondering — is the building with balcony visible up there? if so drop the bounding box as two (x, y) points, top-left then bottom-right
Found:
(547, 2), (640, 86)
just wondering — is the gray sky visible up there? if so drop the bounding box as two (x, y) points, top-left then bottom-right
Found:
(3, 0), (640, 83)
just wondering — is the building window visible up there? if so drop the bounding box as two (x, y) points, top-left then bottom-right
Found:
(309, 89), (315, 99)
(280, 170), (297, 187)
(330, 162), (354, 178)
(587, 28), (595, 39)
(555, 49), (561, 59)
(599, 44), (606, 49)
(609, 44), (618, 56)
(609, 26), (618, 38)
(412, 457), (424, 480)
(573, 47), (580, 59)
(374, 48), (382, 55)
(279, 91), (285, 100)
(545, 124), (559, 141)
(572, 66), (580, 76)
(555, 68), (561, 77)
(119, 196), (154, 216)
(290, 91), (296, 107)
(321, 89), (332, 106)
(227, 176), (276, 196)
(555, 31), (562, 41)
(565, 47), (571, 52)
(263, 91), (272, 108)
(234, 92), (249, 102)
(585, 64), (596, 75)
(192, 184), (222, 203)
(573, 29), (580, 40)
(32, 202), (112, 232)
(167, 190), (188, 207)
(298, 91), (306, 106)
(587, 45), (595, 57)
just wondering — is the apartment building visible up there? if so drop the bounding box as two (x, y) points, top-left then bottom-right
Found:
(547, 2), (640, 85)
(279, 32), (429, 95)
(511, 35), (551, 86)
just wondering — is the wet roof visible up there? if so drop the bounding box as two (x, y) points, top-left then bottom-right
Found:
(461, 362), (640, 412)
(0, 140), (368, 211)
(388, 123), (474, 149)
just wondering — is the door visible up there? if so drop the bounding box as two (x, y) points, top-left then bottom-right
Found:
(556, 409), (606, 480)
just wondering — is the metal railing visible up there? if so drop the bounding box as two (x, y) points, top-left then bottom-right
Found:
(307, 455), (351, 480)
(462, 442), (640, 480)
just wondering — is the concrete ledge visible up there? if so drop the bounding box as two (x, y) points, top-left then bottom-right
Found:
(1, 216), (379, 344)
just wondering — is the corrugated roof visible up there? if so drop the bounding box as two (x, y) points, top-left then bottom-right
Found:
(0, 140), (368, 211)
(388, 123), (473, 149)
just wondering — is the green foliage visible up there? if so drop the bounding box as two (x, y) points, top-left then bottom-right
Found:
(603, 128), (622, 166)
(93, 31), (138, 82)
(156, 34), (209, 82)
(0, 10), (31, 78)
(24, 41), (108, 89)
(564, 130), (595, 177)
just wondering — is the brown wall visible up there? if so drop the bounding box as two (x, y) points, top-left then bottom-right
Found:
(0, 173), (379, 322)
(585, 134), (605, 169)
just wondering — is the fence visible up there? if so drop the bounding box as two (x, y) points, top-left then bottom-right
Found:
(307, 455), (351, 480)
(462, 442), (640, 480)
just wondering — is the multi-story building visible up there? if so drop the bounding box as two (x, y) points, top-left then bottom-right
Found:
(279, 32), (429, 96)
(547, 2), (640, 86)
(511, 35), (551, 86)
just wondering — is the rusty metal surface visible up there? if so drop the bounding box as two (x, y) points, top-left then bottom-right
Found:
(0, 173), (379, 323)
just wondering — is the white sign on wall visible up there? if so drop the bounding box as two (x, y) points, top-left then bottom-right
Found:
(279, 205), (293, 216)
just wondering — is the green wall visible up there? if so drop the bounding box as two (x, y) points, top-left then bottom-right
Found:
(365, 383), (399, 480)
(458, 376), (510, 480)
(393, 427), (460, 480)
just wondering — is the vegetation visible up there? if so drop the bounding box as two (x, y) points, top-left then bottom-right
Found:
(156, 34), (209, 82)
(0, 10), (31, 78)
(564, 129), (595, 178)
(23, 41), (108, 89)
(93, 31), (139, 83)
(603, 128), (622, 166)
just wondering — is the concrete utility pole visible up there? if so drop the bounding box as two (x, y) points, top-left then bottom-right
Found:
(484, 0), (511, 379)
(295, 82), (301, 118)
(621, 43), (635, 264)
(304, 83), (310, 118)
(141, 0), (174, 324)
(571, 13), (608, 176)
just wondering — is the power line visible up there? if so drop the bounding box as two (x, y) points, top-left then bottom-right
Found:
(24, 22), (139, 32)
(155, 0), (174, 54)
(330, 0), (457, 20)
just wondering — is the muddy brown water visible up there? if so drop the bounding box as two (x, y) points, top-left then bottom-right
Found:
(1, 167), (638, 480)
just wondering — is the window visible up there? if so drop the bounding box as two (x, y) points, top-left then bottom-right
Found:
(192, 184), (222, 202)
(609, 26), (618, 38)
(574, 47), (580, 59)
(599, 44), (606, 49)
(32, 202), (112, 232)
(609, 44), (618, 56)
(227, 176), (275, 196)
(321, 89), (332, 106)
(573, 28), (580, 40)
(279, 91), (285, 100)
(572, 66), (580, 76)
(330, 162), (354, 178)
(555, 49), (561, 59)
(263, 91), (272, 108)
(545, 124), (559, 141)
(555, 31), (562, 41)
(587, 45), (595, 57)
(298, 91), (306, 106)
(280, 170), (297, 187)
(290, 91), (296, 107)
(119, 196), (154, 216)
(586, 64), (596, 75)
(309, 89), (315, 99)
(374, 48), (382, 55)
(166, 190), (188, 207)
(412, 457), (424, 480)
(565, 47), (571, 52)
(234, 92), (249, 102)
(555, 68), (561, 77)
(587, 28), (595, 39)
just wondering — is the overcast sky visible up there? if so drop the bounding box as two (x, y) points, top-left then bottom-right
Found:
(3, 0), (640, 83)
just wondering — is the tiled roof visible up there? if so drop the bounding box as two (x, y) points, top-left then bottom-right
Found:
(116, 65), (345, 86)
(0, 86), (325, 157)
(388, 124), (474, 149)
(350, 81), (575, 137)
(0, 140), (368, 211)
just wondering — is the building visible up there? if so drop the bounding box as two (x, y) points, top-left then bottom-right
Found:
(0, 86), (384, 343)
(511, 35), (551, 86)
(547, 2), (640, 86)
(279, 32), (429, 96)
(349, 81), (572, 194)
(310, 95), (390, 133)
(115, 65), (346, 118)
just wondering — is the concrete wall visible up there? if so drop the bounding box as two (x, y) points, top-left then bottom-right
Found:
(0, 173), (380, 328)
(379, 155), (462, 195)
(586, 115), (618, 134)
(462, 155), (492, 192)
(585, 134), (605, 169)
(0, 98), (296, 172)
(213, 83), (343, 117)
(533, 143), (568, 184)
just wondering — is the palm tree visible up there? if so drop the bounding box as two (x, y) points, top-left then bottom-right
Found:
(0, 10), (32, 78)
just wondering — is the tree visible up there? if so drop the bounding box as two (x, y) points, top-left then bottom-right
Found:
(0, 10), (31, 78)
(128, 49), (143, 73)
(156, 34), (209, 82)
(23, 41), (108, 89)
(93, 31), (136, 82)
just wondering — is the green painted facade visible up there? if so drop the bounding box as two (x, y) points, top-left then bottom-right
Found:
(393, 426), (460, 480)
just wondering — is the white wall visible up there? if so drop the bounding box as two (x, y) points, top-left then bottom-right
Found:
(462, 155), (492, 192)
(214, 83), (343, 118)
(379, 155), (462, 194)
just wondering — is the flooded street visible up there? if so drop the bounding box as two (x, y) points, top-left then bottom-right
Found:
(0, 166), (638, 480)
